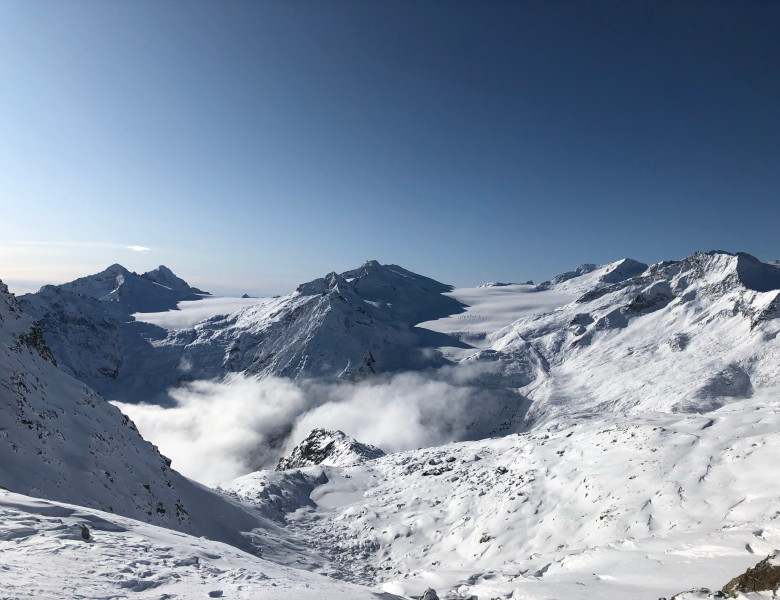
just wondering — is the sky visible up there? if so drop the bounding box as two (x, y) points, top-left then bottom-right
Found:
(1, 1), (779, 296)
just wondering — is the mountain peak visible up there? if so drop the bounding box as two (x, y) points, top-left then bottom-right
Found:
(276, 429), (385, 470)
(599, 258), (648, 283)
(104, 263), (130, 274)
(47, 264), (208, 313)
(141, 265), (209, 296)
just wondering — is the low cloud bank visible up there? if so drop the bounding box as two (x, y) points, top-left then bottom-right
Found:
(115, 366), (520, 486)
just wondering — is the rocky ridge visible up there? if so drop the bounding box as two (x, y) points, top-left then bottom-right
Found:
(276, 429), (385, 470)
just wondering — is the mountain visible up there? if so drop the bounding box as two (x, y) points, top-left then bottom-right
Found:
(0, 279), (273, 552)
(156, 261), (466, 386)
(4, 251), (780, 599)
(276, 429), (385, 470)
(18, 265), (212, 403)
(18, 251), (780, 446)
(497, 251), (780, 421)
(22, 260), (468, 406)
(57, 263), (207, 313)
(141, 264), (210, 296)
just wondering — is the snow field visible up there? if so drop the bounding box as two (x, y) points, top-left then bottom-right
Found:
(222, 388), (780, 599)
(0, 491), (397, 600)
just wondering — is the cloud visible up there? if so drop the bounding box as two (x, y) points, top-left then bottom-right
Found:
(0, 240), (150, 252)
(113, 365), (523, 486)
(114, 375), (310, 485)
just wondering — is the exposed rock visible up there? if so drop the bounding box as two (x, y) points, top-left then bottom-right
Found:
(419, 588), (439, 600)
(276, 429), (385, 470)
(722, 550), (780, 597)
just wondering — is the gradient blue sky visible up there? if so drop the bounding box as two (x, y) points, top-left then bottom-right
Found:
(2, 1), (779, 296)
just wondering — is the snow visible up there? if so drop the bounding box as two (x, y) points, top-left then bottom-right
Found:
(222, 387), (780, 600)
(133, 296), (271, 330)
(56, 263), (205, 313)
(5, 251), (780, 600)
(0, 490), (397, 600)
(417, 283), (574, 352)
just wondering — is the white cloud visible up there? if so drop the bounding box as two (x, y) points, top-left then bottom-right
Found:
(113, 366), (518, 486)
(114, 375), (310, 485)
(0, 241), (150, 251)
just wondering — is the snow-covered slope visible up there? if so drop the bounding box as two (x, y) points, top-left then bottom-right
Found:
(0, 279), (277, 552)
(276, 429), (385, 470)
(0, 490), (397, 600)
(494, 251), (780, 421)
(18, 265), (218, 403)
(221, 386), (780, 600)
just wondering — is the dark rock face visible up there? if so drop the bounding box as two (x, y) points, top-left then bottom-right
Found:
(722, 551), (780, 597)
(276, 429), (385, 470)
(13, 321), (57, 365)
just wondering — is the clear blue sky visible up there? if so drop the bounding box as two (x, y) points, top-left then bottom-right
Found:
(2, 1), (779, 295)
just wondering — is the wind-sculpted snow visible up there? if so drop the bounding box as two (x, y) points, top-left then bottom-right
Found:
(222, 388), (780, 600)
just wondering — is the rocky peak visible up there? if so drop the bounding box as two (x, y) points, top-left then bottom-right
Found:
(276, 429), (385, 470)
(141, 265), (209, 295)
(296, 272), (352, 296)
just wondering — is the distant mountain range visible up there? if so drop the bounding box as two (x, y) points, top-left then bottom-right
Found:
(2, 250), (780, 599)
(19, 251), (780, 420)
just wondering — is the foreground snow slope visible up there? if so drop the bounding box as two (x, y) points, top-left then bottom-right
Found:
(222, 387), (780, 600)
(0, 490), (397, 600)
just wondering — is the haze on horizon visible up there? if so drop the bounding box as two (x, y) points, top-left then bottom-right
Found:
(2, 1), (778, 296)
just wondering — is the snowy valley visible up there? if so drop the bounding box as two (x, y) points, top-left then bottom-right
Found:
(2, 250), (780, 599)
